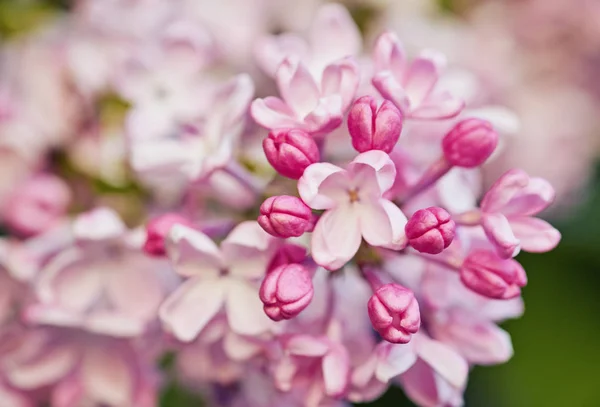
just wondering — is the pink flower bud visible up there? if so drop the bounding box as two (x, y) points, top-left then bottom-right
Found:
(460, 249), (527, 299)
(3, 174), (71, 237)
(347, 96), (403, 153)
(259, 263), (314, 321)
(367, 284), (420, 344)
(144, 213), (191, 256)
(405, 207), (455, 254)
(442, 118), (498, 168)
(258, 195), (313, 238)
(263, 129), (319, 179)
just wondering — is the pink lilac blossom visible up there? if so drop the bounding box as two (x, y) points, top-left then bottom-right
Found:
(0, 2), (565, 407)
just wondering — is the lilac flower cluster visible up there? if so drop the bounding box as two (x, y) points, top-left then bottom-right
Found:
(0, 1), (561, 406)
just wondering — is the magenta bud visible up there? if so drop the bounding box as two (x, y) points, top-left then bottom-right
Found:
(405, 207), (455, 254)
(460, 249), (527, 299)
(442, 118), (498, 168)
(263, 129), (319, 179)
(347, 96), (403, 153)
(258, 195), (313, 238)
(367, 284), (420, 344)
(144, 213), (192, 256)
(259, 263), (314, 321)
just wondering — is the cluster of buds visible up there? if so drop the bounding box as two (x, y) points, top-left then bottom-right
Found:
(0, 2), (561, 407)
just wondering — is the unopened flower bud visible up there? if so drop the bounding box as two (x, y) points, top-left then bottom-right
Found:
(144, 213), (192, 256)
(263, 129), (319, 179)
(367, 283), (420, 344)
(347, 96), (403, 153)
(258, 195), (313, 238)
(405, 207), (455, 254)
(460, 249), (527, 299)
(442, 118), (498, 168)
(259, 263), (314, 321)
(3, 174), (71, 238)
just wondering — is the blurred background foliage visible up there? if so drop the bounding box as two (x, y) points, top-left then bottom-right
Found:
(2, 0), (600, 406)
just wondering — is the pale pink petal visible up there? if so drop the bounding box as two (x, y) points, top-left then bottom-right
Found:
(223, 332), (262, 361)
(36, 250), (101, 311)
(403, 57), (438, 108)
(24, 305), (82, 329)
(372, 31), (406, 78)
(302, 95), (344, 135)
(167, 224), (223, 277)
(129, 139), (193, 175)
(159, 277), (226, 342)
(285, 335), (329, 357)
(125, 104), (176, 141)
(358, 202), (393, 247)
(415, 335), (468, 389)
(6, 346), (78, 389)
(309, 4), (361, 69)
(225, 279), (273, 336)
(298, 162), (345, 210)
(85, 312), (146, 337)
(254, 34), (309, 77)
(105, 262), (164, 320)
(480, 169), (529, 213)
(509, 217), (561, 253)
(350, 150), (397, 194)
(372, 71), (410, 114)
(0, 381), (35, 407)
(400, 359), (458, 407)
(322, 345), (350, 397)
(481, 213), (521, 259)
(273, 355), (298, 392)
(72, 208), (126, 242)
(311, 206), (362, 271)
(82, 348), (133, 406)
(380, 200), (409, 250)
(250, 97), (300, 130)
(320, 57), (360, 110)
(316, 171), (352, 204)
(375, 344), (417, 382)
(222, 221), (278, 279)
(430, 310), (513, 365)
(277, 58), (320, 118)
(501, 177), (556, 217)
(409, 91), (464, 120)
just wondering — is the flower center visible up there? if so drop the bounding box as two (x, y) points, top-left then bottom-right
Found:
(348, 188), (360, 203)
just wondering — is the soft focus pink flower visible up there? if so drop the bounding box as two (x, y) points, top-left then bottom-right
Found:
(372, 31), (465, 120)
(25, 209), (172, 338)
(251, 57), (359, 136)
(299, 150), (408, 270)
(347, 96), (403, 154)
(160, 221), (278, 341)
(480, 169), (561, 258)
(2, 174), (71, 238)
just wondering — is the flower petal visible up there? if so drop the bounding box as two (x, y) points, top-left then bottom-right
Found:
(372, 31), (406, 79)
(311, 206), (362, 271)
(322, 345), (350, 397)
(409, 91), (464, 120)
(481, 213), (521, 259)
(358, 202), (393, 247)
(225, 279), (273, 336)
(501, 177), (556, 217)
(415, 334), (468, 389)
(276, 58), (320, 118)
(167, 224), (223, 277)
(159, 277), (225, 342)
(509, 217), (561, 253)
(250, 97), (299, 130)
(372, 71), (410, 114)
(375, 343), (417, 382)
(480, 169), (529, 213)
(82, 347), (133, 406)
(222, 221), (278, 279)
(403, 57), (438, 108)
(298, 162), (345, 210)
(350, 150), (397, 194)
(320, 57), (360, 110)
